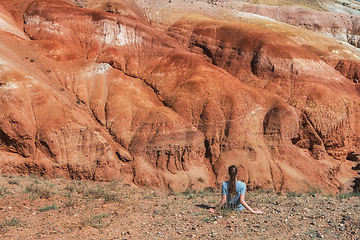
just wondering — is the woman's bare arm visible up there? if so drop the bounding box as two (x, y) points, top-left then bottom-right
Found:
(208, 194), (227, 213)
(240, 194), (264, 214)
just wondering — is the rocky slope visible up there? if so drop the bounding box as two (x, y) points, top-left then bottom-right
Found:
(0, 0), (359, 193)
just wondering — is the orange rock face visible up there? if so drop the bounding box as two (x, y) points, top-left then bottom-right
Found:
(0, 0), (359, 193)
(239, 4), (360, 48)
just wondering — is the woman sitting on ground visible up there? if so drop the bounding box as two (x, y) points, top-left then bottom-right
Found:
(208, 165), (264, 214)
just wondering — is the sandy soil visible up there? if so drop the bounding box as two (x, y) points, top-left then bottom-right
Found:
(0, 174), (359, 239)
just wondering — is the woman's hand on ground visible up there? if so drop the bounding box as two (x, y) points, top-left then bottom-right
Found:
(253, 210), (265, 214)
(208, 208), (216, 213)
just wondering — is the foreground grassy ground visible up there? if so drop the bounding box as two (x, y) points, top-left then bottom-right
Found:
(0, 174), (359, 239)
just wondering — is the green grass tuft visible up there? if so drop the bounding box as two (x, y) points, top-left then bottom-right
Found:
(81, 213), (111, 230)
(286, 190), (303, 197)
(338, 192), (360, 199)
(38, 203), (58, 212)
(7, 179), (19, 185)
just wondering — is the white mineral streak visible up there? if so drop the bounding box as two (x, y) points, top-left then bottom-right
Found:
(115, 24), (142, 46)
(96, 20), (142, 47)
(0, 61), (10, 72)
(97, 63), (111, 74)
(24, 15), (41, 25)
(98, 19), (119, 45)
(2, 82), (18, 90)
(44, 21), (62, 34)
(250, 107), (265, 116)
(25, 15), (62, 35)
(292, 59), (334, 76)
(80, 63), (111, 79)
(0, 14), (27, 39)
(235, 11), (276, 22)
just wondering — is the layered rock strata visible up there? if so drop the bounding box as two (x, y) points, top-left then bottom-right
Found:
(239, 4), (360, 48)
(0, 0), (358, 192)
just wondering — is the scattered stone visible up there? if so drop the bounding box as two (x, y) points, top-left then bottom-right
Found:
(316, 232), (324, 238)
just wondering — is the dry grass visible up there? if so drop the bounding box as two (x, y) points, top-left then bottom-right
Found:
(0, 174), (359, 239)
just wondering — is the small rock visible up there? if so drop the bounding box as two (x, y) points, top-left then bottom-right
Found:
(315, 232), (324, 238)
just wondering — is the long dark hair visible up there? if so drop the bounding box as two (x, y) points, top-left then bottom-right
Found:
(228, 165), (237, 198)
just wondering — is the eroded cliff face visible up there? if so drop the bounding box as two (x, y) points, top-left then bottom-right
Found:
(0, 0), (359, 193)
(166, 15), (360, 191)
(239, 4), (360, 48)
(167, 16), (360, 161)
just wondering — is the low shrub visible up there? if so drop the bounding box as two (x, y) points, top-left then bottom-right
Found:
(80, 213), (111, 230)
(25, 184), (51, 199)
(0, 217), (22, 233)
(7, 179), (19, 185)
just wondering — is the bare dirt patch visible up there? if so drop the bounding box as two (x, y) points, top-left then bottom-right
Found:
(0, 174), (359, 239)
